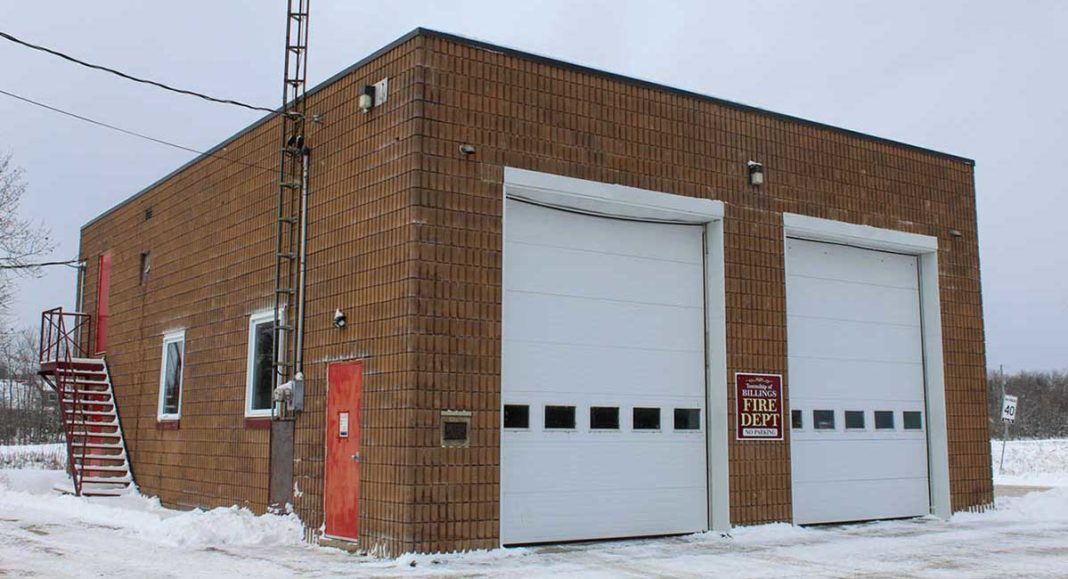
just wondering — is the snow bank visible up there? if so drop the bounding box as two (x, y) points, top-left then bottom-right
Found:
(958, 486), (1068, 522)
(0, 467), (303, 549)
(991, 438), (1068, 487)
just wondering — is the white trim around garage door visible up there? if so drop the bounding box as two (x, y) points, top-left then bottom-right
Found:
(782, 213), (951, 521)
(503, 167), (731, 535)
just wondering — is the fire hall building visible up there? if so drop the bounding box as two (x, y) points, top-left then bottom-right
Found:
(56, 29), (993, 555)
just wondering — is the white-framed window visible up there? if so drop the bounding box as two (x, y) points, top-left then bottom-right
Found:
(157, 330), (185, 421)
(245, 310), (279, 417)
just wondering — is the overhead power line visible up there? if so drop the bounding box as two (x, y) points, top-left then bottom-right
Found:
(0, 87), (272, 173)
(0, 30), (275, 114)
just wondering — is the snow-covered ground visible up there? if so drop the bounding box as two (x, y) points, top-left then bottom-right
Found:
(992, 438), (1068, 487)
(1, 441), (1066, 578)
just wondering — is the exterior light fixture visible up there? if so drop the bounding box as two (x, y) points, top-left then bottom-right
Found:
(333, 308), (347, 328)
(459, 143), (477, 155)
(949, 229), (962, 238)
(747, 161), (765, 186)
(358, 86), (375, 113)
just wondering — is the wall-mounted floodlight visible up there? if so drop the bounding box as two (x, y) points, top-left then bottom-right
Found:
(358, 86), (375, 113)
(747, 161), (765, 186)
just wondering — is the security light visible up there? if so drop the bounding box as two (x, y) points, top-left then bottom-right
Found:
(747, 161), (765, 186)
(358, 86), (375, 113)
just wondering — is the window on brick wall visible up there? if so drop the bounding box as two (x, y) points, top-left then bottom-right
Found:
(246, 311), (278, 417)
(139, 251), (150, 285)
(157, 330), (185, 420)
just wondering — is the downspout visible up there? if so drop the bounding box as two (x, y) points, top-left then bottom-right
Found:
(292, 150), (310, 411)
(75, 257), (85, 313)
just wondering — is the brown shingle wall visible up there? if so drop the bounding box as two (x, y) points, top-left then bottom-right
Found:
(410, 34), (990, 549)
(79, 38), (425, 554)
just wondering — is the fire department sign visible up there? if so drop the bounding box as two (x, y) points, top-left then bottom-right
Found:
(735, 372), (784, 440)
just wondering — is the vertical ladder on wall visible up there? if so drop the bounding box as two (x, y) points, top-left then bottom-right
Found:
(272, 0), (310, 420)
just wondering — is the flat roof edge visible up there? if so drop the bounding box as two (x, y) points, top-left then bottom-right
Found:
(82, 26), (974, 233)
(418, 28), (974, 166)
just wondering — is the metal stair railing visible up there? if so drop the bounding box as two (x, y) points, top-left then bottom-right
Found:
(39, 307), (93, 496)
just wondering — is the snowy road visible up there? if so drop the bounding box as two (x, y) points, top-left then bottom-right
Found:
(2, 440), (1067, 577)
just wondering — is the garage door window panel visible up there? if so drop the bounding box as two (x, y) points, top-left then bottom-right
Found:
(791, 409), (803, 429)
(875, 411), (895, 430)
(544, 405), (576, 430)
(813, 410), (835, 430)
(845, 411), (866, 430)
(504, 405), (530, 429)
(673, 408), (701, 431)
(903, 411), (923, 430)
(590, 407), (620, 430)
(633, 407), (661, 430)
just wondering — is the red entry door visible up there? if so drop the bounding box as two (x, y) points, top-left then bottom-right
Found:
(94, 252), (112, 354)
(325, 360), (362, 541)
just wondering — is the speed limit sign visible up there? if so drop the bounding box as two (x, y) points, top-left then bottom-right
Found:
(1001, 394), (1018, 423)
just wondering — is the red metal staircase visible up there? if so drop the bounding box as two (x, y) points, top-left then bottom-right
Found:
(38, 307), (133, 497)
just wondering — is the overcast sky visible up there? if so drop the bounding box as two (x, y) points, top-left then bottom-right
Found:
(2, 1), (1065, 372)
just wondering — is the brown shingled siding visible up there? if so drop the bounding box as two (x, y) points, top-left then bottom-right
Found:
(77, 30), (990, 558)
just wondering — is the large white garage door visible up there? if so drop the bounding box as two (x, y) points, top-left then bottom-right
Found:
(501, 199), (708, 545)
(787, 238), (930, 525)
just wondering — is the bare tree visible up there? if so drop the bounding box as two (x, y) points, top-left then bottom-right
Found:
(0, 151), (55, 319)
(1, 326), (62, 445)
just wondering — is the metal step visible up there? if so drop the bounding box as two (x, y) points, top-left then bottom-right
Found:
(70, 431), (122, 439)
(63, 409), (116, 417)
(81, 476), (131, 485)
(81, 487), (125, 497)
(71, 441), (123, 449)
(63, 393), (112, 401)
(66, 423), (118, 431)
(73, 453), (127, 462)
(53, 481), (127, 497)
(58, 357), (105, 366)
(77, 464), (128, 473)
(55, 367), (106, 375)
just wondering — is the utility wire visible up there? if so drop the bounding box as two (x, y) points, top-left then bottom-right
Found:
(0, 88), (273, 173)
(0, 30), (275, 114)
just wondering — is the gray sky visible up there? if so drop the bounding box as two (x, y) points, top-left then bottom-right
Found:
(2, 1), (1065, 372)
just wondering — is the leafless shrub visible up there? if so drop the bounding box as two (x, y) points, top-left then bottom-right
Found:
(988, 369), (1068, 439)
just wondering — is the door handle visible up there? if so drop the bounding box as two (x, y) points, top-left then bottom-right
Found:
(352, 452), (361, 463)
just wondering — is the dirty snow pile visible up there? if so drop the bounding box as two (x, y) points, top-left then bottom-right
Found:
(991, 438), (1068, 487)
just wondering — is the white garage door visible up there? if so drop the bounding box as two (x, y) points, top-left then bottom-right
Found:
(786, 238), (930, 525)
(501, 199), (708, 545)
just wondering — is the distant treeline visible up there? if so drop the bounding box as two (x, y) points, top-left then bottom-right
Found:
(988, 370), (1068, 439)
